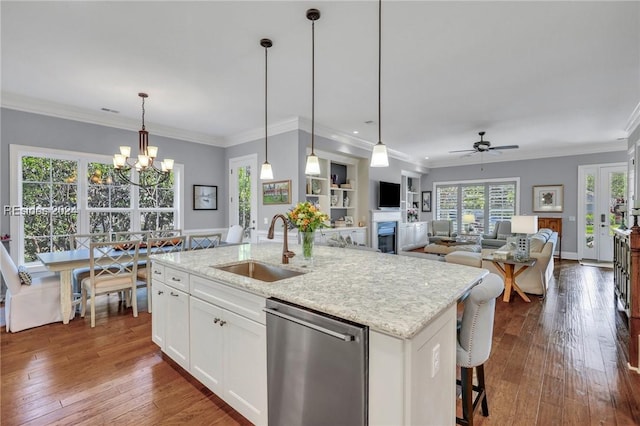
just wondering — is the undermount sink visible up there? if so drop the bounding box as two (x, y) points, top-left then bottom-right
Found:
(212, 260), (306, 282)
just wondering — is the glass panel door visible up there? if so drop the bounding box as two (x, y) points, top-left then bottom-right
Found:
(229, 155), (258, 243)
(599, 165), (626, 261)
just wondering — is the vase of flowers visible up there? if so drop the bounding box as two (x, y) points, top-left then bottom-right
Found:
(287, 201), (329, 262)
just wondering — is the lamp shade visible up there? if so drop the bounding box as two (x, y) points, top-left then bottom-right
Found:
(370, 142), (389, 167)
(511, 215), (538, 234)
(260, 162), (274, 180)
(462, 214), (475, 224)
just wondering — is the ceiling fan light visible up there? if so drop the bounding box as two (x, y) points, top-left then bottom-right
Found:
(305, 154), (321, 175)
(260, 161), (274, 180)
(370, 142), (389, 167)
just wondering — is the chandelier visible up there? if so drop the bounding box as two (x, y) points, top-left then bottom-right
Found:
(112, 93), (174, 187)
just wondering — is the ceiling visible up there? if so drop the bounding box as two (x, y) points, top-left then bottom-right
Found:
(2, 1), (639, 168)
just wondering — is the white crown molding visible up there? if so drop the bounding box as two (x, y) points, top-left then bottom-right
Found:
(222, 116), (301, 147)
(1, 91), (223, 146)
(427, 141), (627, 169)
(625, 100), (640, 136)
(225, 115), (429, 169)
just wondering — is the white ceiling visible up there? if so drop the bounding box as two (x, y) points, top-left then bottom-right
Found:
(2, 1), (639, 168)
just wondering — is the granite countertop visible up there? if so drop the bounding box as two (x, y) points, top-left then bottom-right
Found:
(152, 243), (488, 339)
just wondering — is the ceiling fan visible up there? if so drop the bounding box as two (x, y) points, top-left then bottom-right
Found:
(449, 131), (519, 156)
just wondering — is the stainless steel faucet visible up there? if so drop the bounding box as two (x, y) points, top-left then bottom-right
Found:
(267, 214), (296, 264)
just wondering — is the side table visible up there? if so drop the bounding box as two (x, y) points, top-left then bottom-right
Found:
(482, 254), (536, 303)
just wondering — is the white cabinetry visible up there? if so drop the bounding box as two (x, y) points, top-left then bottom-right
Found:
(188, 275), (267, 426)
(402, 173), (422, 223)
(399, 222), (429, 251)
(305, 150), (366, 230)
(151, 264), (190, 371)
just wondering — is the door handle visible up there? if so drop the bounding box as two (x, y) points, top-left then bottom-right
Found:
(263, 308), (355, 341)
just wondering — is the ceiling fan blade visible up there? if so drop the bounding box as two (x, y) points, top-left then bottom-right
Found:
(487, 150), (502, 156)
(462, 151), (479, 158)
(449, 149), (476, 153)
(488, 145), (519, 150)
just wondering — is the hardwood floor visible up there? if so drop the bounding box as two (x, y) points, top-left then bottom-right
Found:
(1, 261), (638, 425)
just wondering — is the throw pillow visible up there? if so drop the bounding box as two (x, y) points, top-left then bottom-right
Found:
(497, 233), (512, 240)
(17, 266), (32, 285)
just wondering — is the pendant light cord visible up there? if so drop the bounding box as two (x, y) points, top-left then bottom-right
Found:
(264, 44), (268, 161)
(311, 17), (316, 155)
(378, 0), (381, 144)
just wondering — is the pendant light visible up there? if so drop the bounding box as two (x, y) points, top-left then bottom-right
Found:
(259, 38), (274, 180)
(370, 0), (389, 167)
(304, 8), (321, 176)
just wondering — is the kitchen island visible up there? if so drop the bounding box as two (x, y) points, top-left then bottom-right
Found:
(151, 243), (488, 425)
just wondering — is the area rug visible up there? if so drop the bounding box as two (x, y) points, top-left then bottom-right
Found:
(579, 260), (613, 269)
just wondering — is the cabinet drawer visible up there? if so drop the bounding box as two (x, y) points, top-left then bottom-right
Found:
(190, 275), (266, 325)
(165, 267), (189, 292)
(150, 262), (165, 282)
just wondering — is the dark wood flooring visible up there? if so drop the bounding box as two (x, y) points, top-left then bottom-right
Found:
(1, 261), (639, 425)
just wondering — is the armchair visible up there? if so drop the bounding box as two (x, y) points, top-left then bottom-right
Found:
(428, 220), (457, 243)
(481, 220), (513, 249)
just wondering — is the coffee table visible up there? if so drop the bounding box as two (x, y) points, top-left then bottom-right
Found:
(424, 239), (481, 255)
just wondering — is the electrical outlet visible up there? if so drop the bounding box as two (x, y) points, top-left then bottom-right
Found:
(264, 217), (269, 225)
(431, 343), (440, 378)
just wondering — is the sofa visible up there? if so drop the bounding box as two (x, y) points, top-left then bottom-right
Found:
(481, 220), (514, 249)
(446, 228), (558, 297)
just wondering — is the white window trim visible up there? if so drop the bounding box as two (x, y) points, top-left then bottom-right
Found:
(432, 177), (521, 214)
(9, 144), (183, 267)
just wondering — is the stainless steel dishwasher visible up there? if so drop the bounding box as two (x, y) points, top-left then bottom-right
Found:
(265, 298), (368, 426)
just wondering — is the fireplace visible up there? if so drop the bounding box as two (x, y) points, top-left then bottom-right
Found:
(377, 221), (397, 254)
(370, 210), (402, 254)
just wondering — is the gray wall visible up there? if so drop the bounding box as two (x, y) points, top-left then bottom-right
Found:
(421, 150), (627, 255)
(0, 108), (226, 235)
(225, 130), (301, 231)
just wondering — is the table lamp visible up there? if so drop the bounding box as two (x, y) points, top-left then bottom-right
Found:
(462, 214), (475, 233)
(618, 204), (627, 230)
(511, 215), (538, 261)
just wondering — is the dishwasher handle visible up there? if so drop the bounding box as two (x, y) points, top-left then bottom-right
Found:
(264, 307), (355, 342)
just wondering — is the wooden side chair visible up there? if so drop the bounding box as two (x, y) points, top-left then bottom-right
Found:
(188, 233), (222, 250)
(70, 232), (113, 294)
(80, 240), (141, 328)
(456, 273), (504, 426)
(137, 235), (186, 312)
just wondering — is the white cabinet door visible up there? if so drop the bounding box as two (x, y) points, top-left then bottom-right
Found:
(151, 280), (166, 348)
(398, 223), (410, 250)
(223, 309), (268, 426)
(349, 228), (367, 245)
(165, 286), (190, 370)
(190, 297), (224, 395)
(415, 222), (428, 246)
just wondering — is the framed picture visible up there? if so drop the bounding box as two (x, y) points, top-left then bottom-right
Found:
(421, 191), (432, 212)
(262, 180), (291, 205)
(193, 185), (217, 210)
(533, 184), (563, 213)
(344, 216), (354, 226)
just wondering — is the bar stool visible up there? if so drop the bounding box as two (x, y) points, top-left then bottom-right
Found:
(456, 273), (504, 426)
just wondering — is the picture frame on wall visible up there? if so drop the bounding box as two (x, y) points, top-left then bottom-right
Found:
(532, 184), (564, 213)
(262, 180), (291, 205)
(193, 185), (218, 210)
(421, 190), (432, 212)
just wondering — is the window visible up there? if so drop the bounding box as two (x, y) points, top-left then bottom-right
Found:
(11, 145), (182, 266)
(434, 178), (519, 234)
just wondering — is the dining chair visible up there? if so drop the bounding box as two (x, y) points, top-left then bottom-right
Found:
(70, 232), (113, 294)
(137, 235), (186, 313)
(456, 273), (504, 426)
(224, 225), (244, 244)
(1, 243), (74, 332)
(80, 240), (141, 328)
(188, 233), (222, 250)
(111, 230), (150, 244)
(150, 229), (183, 238)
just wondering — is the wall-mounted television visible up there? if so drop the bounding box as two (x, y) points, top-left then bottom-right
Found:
(378, 181), (401, 208)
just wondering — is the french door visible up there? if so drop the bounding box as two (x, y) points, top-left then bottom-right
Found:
(578, 163), (626, 262)
(228, 155), (258, 243)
